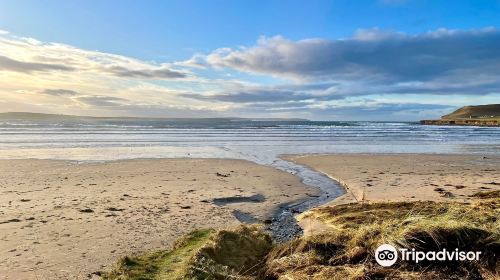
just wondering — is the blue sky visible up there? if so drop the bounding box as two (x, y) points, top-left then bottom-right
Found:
(2, 0), (499, 60)
(0, 0), (499, 120)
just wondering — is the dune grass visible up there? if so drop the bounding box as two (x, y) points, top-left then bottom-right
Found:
(102, 229), (214, 280)
(265, 193), (499, 279)
(104, 191), (499, 280)
(102, 225), (272, 280)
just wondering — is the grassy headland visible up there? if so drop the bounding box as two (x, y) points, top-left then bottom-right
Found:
(421, 104), (499, 126)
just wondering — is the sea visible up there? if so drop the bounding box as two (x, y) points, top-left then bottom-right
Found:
(1, 118), (499, 211)
(1, 118), (498, 161)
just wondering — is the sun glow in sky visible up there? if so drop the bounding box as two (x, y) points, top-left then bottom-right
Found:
(0, 0), (499, 120)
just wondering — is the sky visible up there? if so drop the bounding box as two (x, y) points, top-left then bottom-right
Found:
(0, 0), (499, 120)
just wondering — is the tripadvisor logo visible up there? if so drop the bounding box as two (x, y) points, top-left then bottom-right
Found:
(375, 244), (398, 267)
(375, 244), (482, 267)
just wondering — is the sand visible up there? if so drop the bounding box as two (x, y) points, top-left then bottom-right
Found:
(286, 154), (500, 204)
(0, 158), (317, 280)
(2, 154), (499, 279)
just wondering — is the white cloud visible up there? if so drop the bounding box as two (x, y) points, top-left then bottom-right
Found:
(0, 33), (188, 79)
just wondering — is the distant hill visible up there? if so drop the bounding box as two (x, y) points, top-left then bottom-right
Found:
(0, 112), (309, 122)
(442, 104), (500, 119)
(0, 112), (88, 120)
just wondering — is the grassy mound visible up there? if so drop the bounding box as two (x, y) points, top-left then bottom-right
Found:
(265, 194), (499, 279)
(102, 229), (214, 279)
(189, 225), (272, 279)
(102, 225), (272, 280)
(104, 192), (498, 280)
(441, 104), (500, 119)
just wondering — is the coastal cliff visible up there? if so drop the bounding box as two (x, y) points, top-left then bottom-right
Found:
(421, 104), (499, 126)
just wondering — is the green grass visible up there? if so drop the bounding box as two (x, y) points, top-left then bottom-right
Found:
(102, 229), (214, 280)
(103, 225), (272, 280)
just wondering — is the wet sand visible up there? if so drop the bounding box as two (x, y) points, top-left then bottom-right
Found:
(0, 158), (317, 279)
(286, 154), (500, 204)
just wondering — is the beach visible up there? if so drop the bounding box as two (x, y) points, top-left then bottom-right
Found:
(287, 154), (500, 205)
(0, 158), (317, 279)
(1, 154), (499, 279)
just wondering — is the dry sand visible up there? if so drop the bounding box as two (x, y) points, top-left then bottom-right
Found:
(0, 158), (317, 279)
(286, 154), (500, 204)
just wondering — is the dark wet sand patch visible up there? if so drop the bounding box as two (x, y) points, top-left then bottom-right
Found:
(213, 194), (265, 206)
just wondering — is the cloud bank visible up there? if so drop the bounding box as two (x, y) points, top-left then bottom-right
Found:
(190, 28), (500, 97)
(1, 28), (499, 120)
